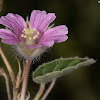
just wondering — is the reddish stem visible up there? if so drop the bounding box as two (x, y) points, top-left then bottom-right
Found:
(34, 83), (45, 100)
(41, 79), (56, 100)
(20, 58), (31, 100)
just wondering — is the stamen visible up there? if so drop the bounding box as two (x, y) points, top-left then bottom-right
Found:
(33, 36), (36, 40)
(21, 34), (24, 37)
(21, 34), (27, 38)
(37, 31), (39, 35)
(30, 28), (34, 34)
(33, 28), (36, 31)
(29, 37), (32, 40)
(22, 28), (40, 41)
(24, 35), (27, 38)
(33, 35), (39, 40)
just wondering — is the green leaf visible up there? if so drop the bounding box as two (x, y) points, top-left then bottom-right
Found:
(33, 57), (96, 84)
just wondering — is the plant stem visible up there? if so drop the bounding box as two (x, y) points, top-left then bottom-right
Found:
(41, 79), (56, 100)
(0, 68), (11, 100)
(13, 88), (18, 100)
(34, 83), (45, 100)
(0, 47), (16, 86)
(13, 59), (21, 100)
(4, 72), (11, 100)
(20, 58), (31, 100)
(0, 0), (3, 11)
(0, 48), (23, 100)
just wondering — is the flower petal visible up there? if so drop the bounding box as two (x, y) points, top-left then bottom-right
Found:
(0, 13), (27, 40)
(38, 25), (68, 47)
(39, 13), (56, 32)
(30, 10), (56, 32)
(44, 25), (68, 36)
(39, 41), (54, 47)
(1, 39), (19, 45)
(30, 10), (46, 29)
(0, 29), (20, 45)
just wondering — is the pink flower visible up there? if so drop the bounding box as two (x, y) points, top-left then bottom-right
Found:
(0, 10), (68, 58)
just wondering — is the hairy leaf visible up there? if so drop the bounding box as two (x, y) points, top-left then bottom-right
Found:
(33, 57), (96, 84)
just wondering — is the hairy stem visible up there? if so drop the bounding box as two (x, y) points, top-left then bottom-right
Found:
(20, 58), (31, 100)
(34, 83), (45, 100)
(41, 79), (56, 100)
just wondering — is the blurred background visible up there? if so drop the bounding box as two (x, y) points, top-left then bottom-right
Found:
(0, 0), (99, 100)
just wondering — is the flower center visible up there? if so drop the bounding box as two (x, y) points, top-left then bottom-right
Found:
(21, 28), (40, 45)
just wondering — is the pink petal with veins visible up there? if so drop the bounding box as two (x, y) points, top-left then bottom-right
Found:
(0, 29), (19, 44)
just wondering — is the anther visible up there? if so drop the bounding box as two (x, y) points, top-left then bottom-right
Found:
(24, 35), (27, 38)
(21, 34), (27, 38)
(29, 37), (32, 40)
(37, 31), (39, 35)
(33, 28), (36, 31)
(21, 34), (24, 37)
